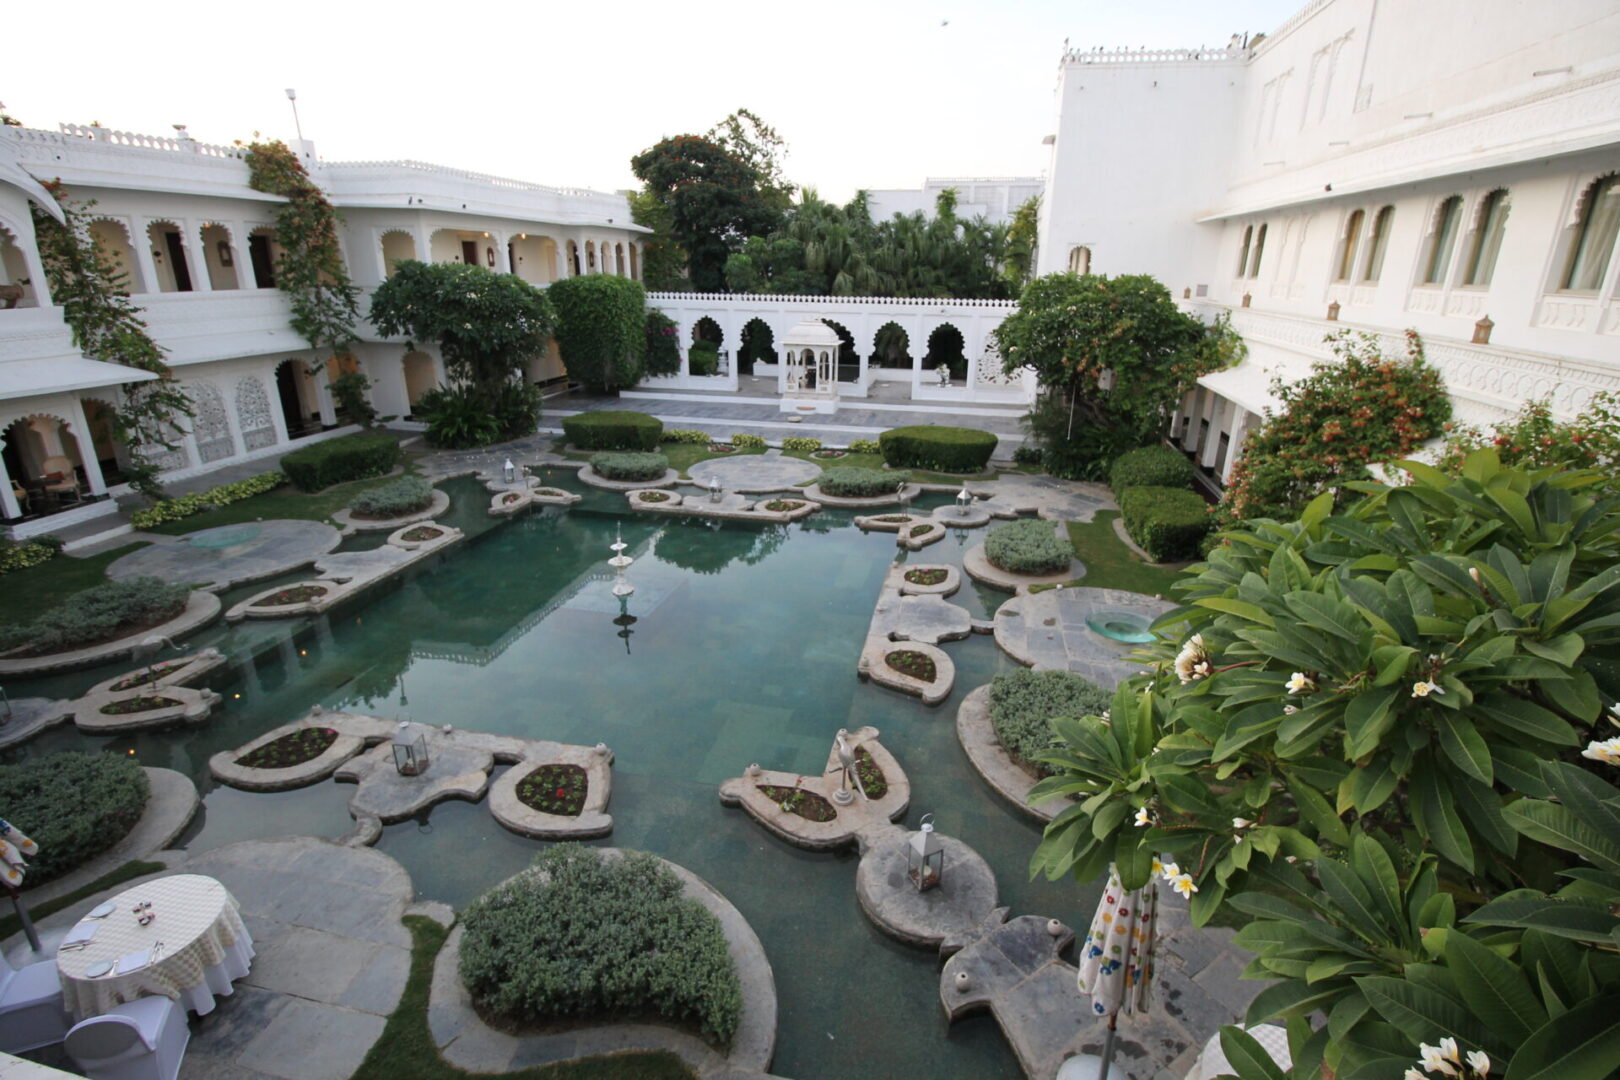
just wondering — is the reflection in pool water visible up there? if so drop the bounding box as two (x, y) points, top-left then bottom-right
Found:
(14, 470), (1102, 1080)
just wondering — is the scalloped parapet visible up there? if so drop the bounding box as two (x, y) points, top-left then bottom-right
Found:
(717, 726), (908, 850)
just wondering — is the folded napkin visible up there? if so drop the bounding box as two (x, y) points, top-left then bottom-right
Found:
(114, 949), (152, 975)
(61, 923), (97, 946)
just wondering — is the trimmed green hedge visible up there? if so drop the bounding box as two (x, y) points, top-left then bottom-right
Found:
(989, 669), (1112, 776)
(129, 471), (286, 529)
(848, 439), (881, 455)
(1109, 445), (1195, 493)
(0, 577), (190, 655)
(590, 452), (670, 482)
(349, 476), (434, 518)
(729, 433), (765, 450)
(1117, 485), (1210, 562)
(662, 429), (711, 445)
(878, 426), (998, 473)
(0, 538), (59, 574)
(562, 411), (663, 451)
(0, 752), (150, 885)
(549, 275), (647, 392)
(983, 519), (1072, 575)
(281, 433), (400, 492)
(460, 845), (741, 1046)
(819, 467), (910, 498)
(781, 437), (821, 452)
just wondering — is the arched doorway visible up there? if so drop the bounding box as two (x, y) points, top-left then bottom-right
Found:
(871, 322), (912, 369)
(146, 221), (194, 292)
(3, 414), (88, 514)
(248, 227), (282, 288)
(690, 318), (723, 376)
(381, 231), (417, 278)
(275, 359), (320, 438)
(821, 319), (860, 384)
(0, 222), (39, 308)
(925, 324), (967, 383)
(88, 219), (144, 294)
(81, 398), (129, 484)
(200, 224), (240, 290)
(402, 352), (438, 415)
(738, 318), (775, 375)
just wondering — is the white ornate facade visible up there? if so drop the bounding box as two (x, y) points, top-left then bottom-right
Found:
(1038, 0), (1620, 484)
(0, 123), (648, 537)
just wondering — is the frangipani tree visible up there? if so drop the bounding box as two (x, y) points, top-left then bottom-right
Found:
(1031, 452), (1620, 1079)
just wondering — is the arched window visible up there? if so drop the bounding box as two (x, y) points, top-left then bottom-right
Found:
(1248, 224), (1268, 278)
(1335, 209), (1364, 281)
(1360, 206), (1394, 283)
(1068, 246), (1091, 274)
(1562, 175), (1620, 292)
(1236, 226), (1253, 276)
(1463, 189), (1510, 287)
(1422, 196), (1464, 285)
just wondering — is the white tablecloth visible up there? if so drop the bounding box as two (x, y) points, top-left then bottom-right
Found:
(57, 873), (254, 1020)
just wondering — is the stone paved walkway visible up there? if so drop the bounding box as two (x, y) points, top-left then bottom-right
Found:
(966, 475), (1115, 522)
(994, 587), (1176, 684)
(687, 449), (821, 492)
(108, 520), (341, 592)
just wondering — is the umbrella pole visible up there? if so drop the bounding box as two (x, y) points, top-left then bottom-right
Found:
(1098, 1013), (1118, 1080)
(6, 885), (39, 953)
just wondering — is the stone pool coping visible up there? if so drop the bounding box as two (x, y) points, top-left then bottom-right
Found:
(487, 745), (615, 839)
(955, 684), (1071, 824)
(717, 727), (908, 851)
(801, 482), (923, 507)
(0, 591), (222, 678)
(577, 465), (680, 491)
(853, 826), (1000, 953)
(331, 487), (451, 535)
(895, 563), (961, 597)
(860, 638), (954, 705)
(224, 524), (463, 621)
(962, 541), (1088, 593)
(18, 767), (198, 908)
(428, 850), (777, 1078)
(83, 647), (228, 698)
(70, 683), (220, 734)
(627, 490), (819, 524)
(209, 719), (369, 792)
(898, 521), (946, 549)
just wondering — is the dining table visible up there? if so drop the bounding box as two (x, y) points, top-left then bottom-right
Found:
(55, 873), (254, 1021)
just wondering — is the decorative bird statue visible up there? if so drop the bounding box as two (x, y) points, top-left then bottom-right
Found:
(130, 635), (189, 680)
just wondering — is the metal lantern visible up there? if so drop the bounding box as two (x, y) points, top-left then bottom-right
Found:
(710, 476), (722, 503)
(956, 488), (972, 515)
(503, 458), (516, 485)
(907, 814), (945, 892)
(391, 720), (429, 776)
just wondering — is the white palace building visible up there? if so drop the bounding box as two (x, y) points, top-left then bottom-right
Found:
(1, 0), (1617, 539)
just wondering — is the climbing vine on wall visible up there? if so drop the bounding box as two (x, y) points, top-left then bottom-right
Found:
(242, 139), (361, 361)
(30, 183), (192, 501)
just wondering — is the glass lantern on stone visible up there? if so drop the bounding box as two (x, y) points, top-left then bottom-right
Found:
(392, 720), (429, 776)
(956, 488), (972, 516)
(907, 814), (944, 892)
(503, 458), (516, 485)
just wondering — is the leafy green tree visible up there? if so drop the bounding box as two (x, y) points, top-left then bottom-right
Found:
(369, 261), (552, 443)
(1002, 196), (1039, 291)
(630, 135), (782, 291)
(627, 189), (688, 292)
(993, 273), (1218, 476)
(705, 108), (794, 213)
(1030, 454), (1620, 1080)
(547, 275), (647, 393)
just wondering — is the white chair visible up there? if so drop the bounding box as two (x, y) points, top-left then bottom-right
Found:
(0, 949), (70, 1052)
(1187, 1023), (1292, 1080)
(64, 996), (189, 1080)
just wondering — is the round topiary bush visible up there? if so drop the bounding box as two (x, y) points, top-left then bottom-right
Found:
(983, 519), (1073, 575)
(988, 669), (1112, 776)
(459, 845), (741, 1046)
(1108, 445), (1195, 493)
(0, 751), (150, 885)
(1117, 485), (1211, 562)
(590, 452), (669, 482)
(348, 476), (434, 519)
(562, 411), (663, 451)
(878, 426), (998, 473)
(818, 467), (910, 498)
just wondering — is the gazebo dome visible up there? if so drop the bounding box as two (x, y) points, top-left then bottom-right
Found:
(782, 319), (842, 348)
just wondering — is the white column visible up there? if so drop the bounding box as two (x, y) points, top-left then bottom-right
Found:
(314, 366), (337, 427)
(414, 225), (433, 268)
(1180, 389), (1205, 452)
(133, 225), (162, 295)
(184, 224), (212, 292)
(1200, 396), (1227, 470)
(0, 451), (21, 519)
(551, 239), (565, 282)
(266, 365), (291, 446)
(231, 226), (254, 289)
(964, 323), (984, 396)
(493, 232), (512, 274)
(67, 398), (109, 496)
(1222, 409), (1253, 485)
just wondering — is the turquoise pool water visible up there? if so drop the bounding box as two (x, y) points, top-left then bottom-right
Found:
(15, 472), (1104, 1079)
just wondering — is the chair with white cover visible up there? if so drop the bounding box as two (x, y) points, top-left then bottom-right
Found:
(39, 455), (82, 506)
(64, 996), (190, 1080)
(0, 948), (70, 1052)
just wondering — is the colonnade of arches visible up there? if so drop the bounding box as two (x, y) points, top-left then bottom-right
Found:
(376, 228), (641, 287)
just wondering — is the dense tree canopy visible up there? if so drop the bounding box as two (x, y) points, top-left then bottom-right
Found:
(630, 134), (782, 291)
(547, 275), (648, 393)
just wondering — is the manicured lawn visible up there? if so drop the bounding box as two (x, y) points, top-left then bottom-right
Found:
(1059, 511), (1191, 598)
(0, 860), (164, 942)
(0, 542), (148, 627)
(351, 915), (697, 1080)
(143, 469), (421, 536)
(563, 444), (765, 479)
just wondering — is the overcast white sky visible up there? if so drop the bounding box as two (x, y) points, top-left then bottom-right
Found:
(8, 0), (1302, 203)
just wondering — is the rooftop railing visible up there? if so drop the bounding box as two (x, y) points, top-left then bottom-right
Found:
(1060, 45), (1245, 65)
(320, 160), (611, 199)
(52, 123), (245, 158)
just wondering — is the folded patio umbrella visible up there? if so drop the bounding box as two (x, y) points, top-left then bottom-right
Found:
(1070, 863), (1159, 1080)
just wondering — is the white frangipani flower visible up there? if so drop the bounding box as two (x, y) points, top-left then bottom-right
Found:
(1438, 1039), (1460, 1065)
(1405, 1071), (1426, 1080)
(1232, 817), (1252, 829)
(1465, 1051), (1490, 1077)
(1134, 807), (1152, 828)
(1583, 737), (1620, 766)
(1175, 634), (1211, 684)
(1412, 679), (1444, 698)
(1419, 1042), (1458, 1076)
(1286, 672), (1314, 694)
(1169, 872), (1197, 898)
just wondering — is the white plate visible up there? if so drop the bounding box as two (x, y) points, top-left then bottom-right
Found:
(88, 902), (115, 919)
(86, 960), (113, 978)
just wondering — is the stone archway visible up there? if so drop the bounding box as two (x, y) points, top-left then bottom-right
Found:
(381, 230), (417, 278)
(88, 219), (145, 293)
(738, 318), (775, 375)
(925, 324), (967, 383)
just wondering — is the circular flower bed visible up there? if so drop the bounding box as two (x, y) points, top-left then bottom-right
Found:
(875, 515), (912, 524)
(904, 568), (948, 587)
(638, 491), (671, 503)
(401, 526), (443, 543)
(515, 763), (587, 817)
(812, 449), (847, 459)
(908, 524), (934, 538)
(536, 488), (565, 497)
(99, 695), (183, 715)
(763, 500), (803, 512)
(886, 650), (937, 682)
(235, 727), (339, 769)
(758, 784), (836, 822)
(707, 443), (737, 454)
(856, 747), (887, 799)
(110, 659), (191, 691)
(254, 585), (328, 607)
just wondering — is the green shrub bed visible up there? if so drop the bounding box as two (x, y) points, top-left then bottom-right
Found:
(281, 433), (400, 493)
(400, 525), (444, 543)
(729, 433), (766, 450)
(0, 577), (190, 656)
(762, 500), (802, 512)
(130, 471), (286, 528)
(349, 476), (434, 519)
(819, 467), (909, 498)
(661, 429), (711, 445)
(98, 695), (182, 715)
(236, 727), (338, 769)
(878, 425), (998, 473)
(562, 411), (663, 451)
(983, 519), (1072, 576)
(988, 669), (1112, 777)
(1108, 446), (1194, 493)
(459, 845), (741, 1046)
(0, 538), (59, 574)
(855, 747), (887, 800)
(781, 437), (821, 452)
(0, 752), (150, 885)
(590, 452), (669, 482)
(904, 568), (948, 586)
(253, 584), (328, 607)
(1117, 485), (1210, 562)
(848, 439), (881, 454)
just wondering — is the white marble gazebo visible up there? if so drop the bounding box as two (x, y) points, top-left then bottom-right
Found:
(781, 319), (841, 414)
